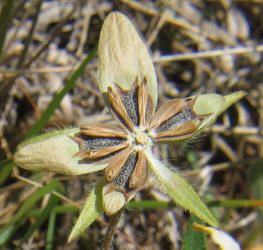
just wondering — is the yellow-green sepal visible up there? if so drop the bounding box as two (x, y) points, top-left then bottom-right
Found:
(145, 148), (218, 227)
(68, 178), (106, 242)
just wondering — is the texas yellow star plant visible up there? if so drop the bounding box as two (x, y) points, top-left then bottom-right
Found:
(14, 12), (245, 242)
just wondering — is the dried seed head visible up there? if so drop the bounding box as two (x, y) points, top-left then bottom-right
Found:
(98, 12), (157, 109)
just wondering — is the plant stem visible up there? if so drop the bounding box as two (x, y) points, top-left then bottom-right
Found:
(102, 209), (123, 250)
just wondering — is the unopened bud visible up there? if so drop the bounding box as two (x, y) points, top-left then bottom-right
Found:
(14, 128), (107, 175)
(102, 185), (126, 215)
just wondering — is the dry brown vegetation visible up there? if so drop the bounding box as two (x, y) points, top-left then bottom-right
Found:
(0, 0), (263, 249)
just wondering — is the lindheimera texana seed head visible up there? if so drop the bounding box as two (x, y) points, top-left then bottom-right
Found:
(13, 10), (246, 244)
(13, 128), (107, 175)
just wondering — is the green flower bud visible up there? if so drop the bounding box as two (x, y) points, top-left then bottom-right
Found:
(97, 12), (158, 108)
(13, 128), (107, 175)
(102, 185), (126, 216)
(193, 91), (246, 134)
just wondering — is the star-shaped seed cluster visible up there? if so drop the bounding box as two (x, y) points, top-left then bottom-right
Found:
(74, 77), (202, 213)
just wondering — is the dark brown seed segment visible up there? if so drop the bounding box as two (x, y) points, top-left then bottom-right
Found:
(157, 108), (195, 133)
(108, 86), (135, 131)
(138, 77), (154, 127)
(113, 152), (138, 189)
(80, 136), (125, 151)
(129, 151), (149, 189)
(105, 147), (133, 182)
(121, 87), (139, 126)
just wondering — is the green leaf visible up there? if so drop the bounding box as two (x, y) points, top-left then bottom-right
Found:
(145, 148), (218, 227)
(0, 0), (15, 61)
(46, 211), (56, 250)
(182, 216), (207, 250)
(223, 91), (246, 112)
(249, 159), (263, 200)
(127, 200), (171, 210)
(68, 178), (106, 242)
(0, 181), (60, 246)
(0, 160), (14, 186)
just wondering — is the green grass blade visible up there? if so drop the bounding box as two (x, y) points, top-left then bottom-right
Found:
(0, 181), (62, 247)
(208, 199), (263, 208)
(128, 199), (263, 210)
(182, 216), (207, 250)
(127, 200), (171, 210)
(0, 0), (15, 61)
(27, 205), (79, 217)
(0, 160), (13, 186)
(26, 46), (97, 138)
(20, 194), (61, 245)
(0, 181), (60, 235)
(53, 205), (79, 214)
(0, 220), (25, 247)
(46, 211), (56, 250)
(243, 159), (263, 246)
(249, 159), (263, 201)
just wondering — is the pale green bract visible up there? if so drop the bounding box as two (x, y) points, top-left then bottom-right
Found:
(145, 148), (218, 227)
(68, 178), (105, 242)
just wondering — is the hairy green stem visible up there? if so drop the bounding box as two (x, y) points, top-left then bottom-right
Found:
(102, 209), (123, 250)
